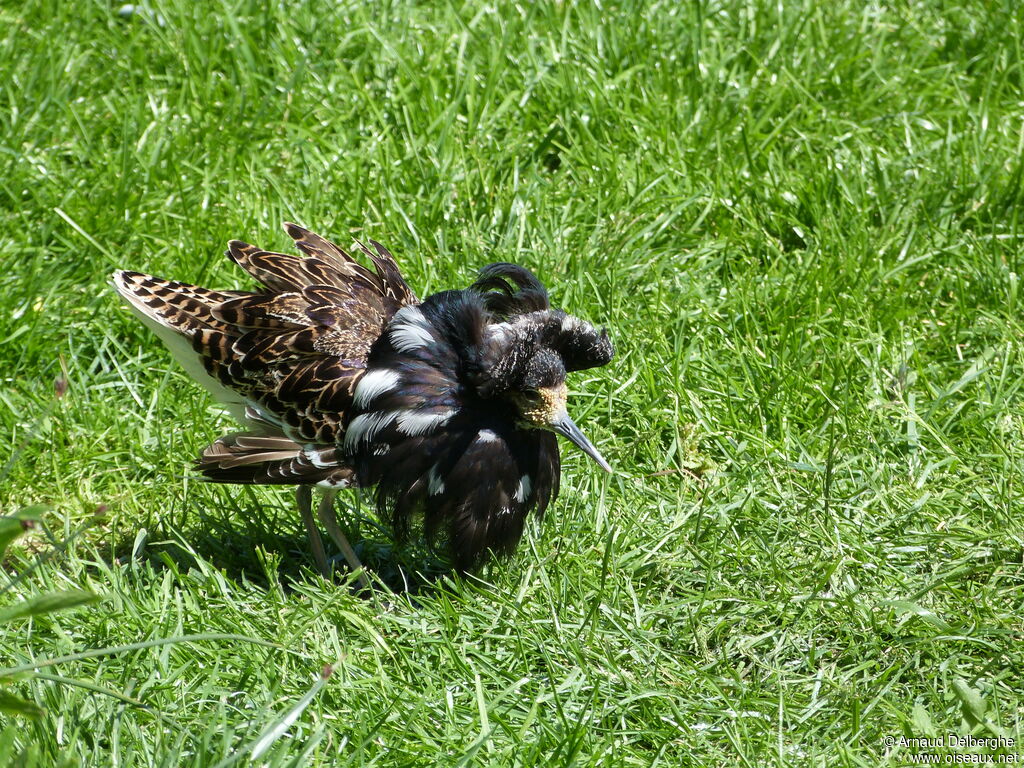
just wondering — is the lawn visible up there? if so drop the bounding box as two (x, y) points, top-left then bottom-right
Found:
(2, 0), (1024, 765)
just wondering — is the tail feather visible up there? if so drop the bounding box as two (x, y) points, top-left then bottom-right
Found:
(111, 271), (254, 423)
(284, 223), (418, 307)
(213, 292), (311, 330)
(226, 241), (360, 293)
(197, 433), (355, 487)
(360, 239), (418, 306)
(283, 222), (382, 287)
(112, 271), (252, 334)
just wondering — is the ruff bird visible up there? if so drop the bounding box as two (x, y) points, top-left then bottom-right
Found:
(113, 225), (613, 583)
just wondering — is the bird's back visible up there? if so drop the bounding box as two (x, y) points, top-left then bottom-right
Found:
(112, 224), (416, 487)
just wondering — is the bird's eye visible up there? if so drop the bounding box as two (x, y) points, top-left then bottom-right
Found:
(522, 390), (543, 403)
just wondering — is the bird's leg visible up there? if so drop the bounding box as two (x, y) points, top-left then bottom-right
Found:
(316, 490), (369, 590)
(297, 485), (330, 578)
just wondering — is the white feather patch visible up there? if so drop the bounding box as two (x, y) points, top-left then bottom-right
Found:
(393, 305), (428, 326)
(302, 448), (335, 468)
(485, 323), (511, 344)
(427, 465), (445, 496)
(396, 409), (456, 436)
(514, 474), (532, 503)
(344, 410), (398, 448)
(560, 314), (584, 332)
(353, 369), (401, 408)
(390, 323), (434, 352)
(389, 306), (434, 352)
(476, 429), (500, 443)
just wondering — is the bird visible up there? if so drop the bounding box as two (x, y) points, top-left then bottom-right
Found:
(112, 224), (614, 584)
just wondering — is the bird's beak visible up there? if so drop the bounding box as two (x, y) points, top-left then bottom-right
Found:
(551, 412), (612, 473)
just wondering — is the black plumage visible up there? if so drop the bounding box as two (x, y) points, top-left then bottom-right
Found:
(113, 225), (613, 578)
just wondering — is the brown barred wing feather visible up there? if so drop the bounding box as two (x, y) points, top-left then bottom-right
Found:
(112, 271), (256, 424)
(113, 227), (417, 488)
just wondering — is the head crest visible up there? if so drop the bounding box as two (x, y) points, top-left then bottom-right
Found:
(541, 313), (614, 372)
(471, 263), (550, 318)
(466, 264), (613, 393)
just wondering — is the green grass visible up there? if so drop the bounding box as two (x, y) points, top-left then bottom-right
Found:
(2, 0), (1024, 764)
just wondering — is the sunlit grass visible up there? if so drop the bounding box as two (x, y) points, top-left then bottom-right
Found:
(2, 0), (1023, 764)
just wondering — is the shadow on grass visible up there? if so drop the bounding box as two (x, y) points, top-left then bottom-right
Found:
(111, 499), (456, 598)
